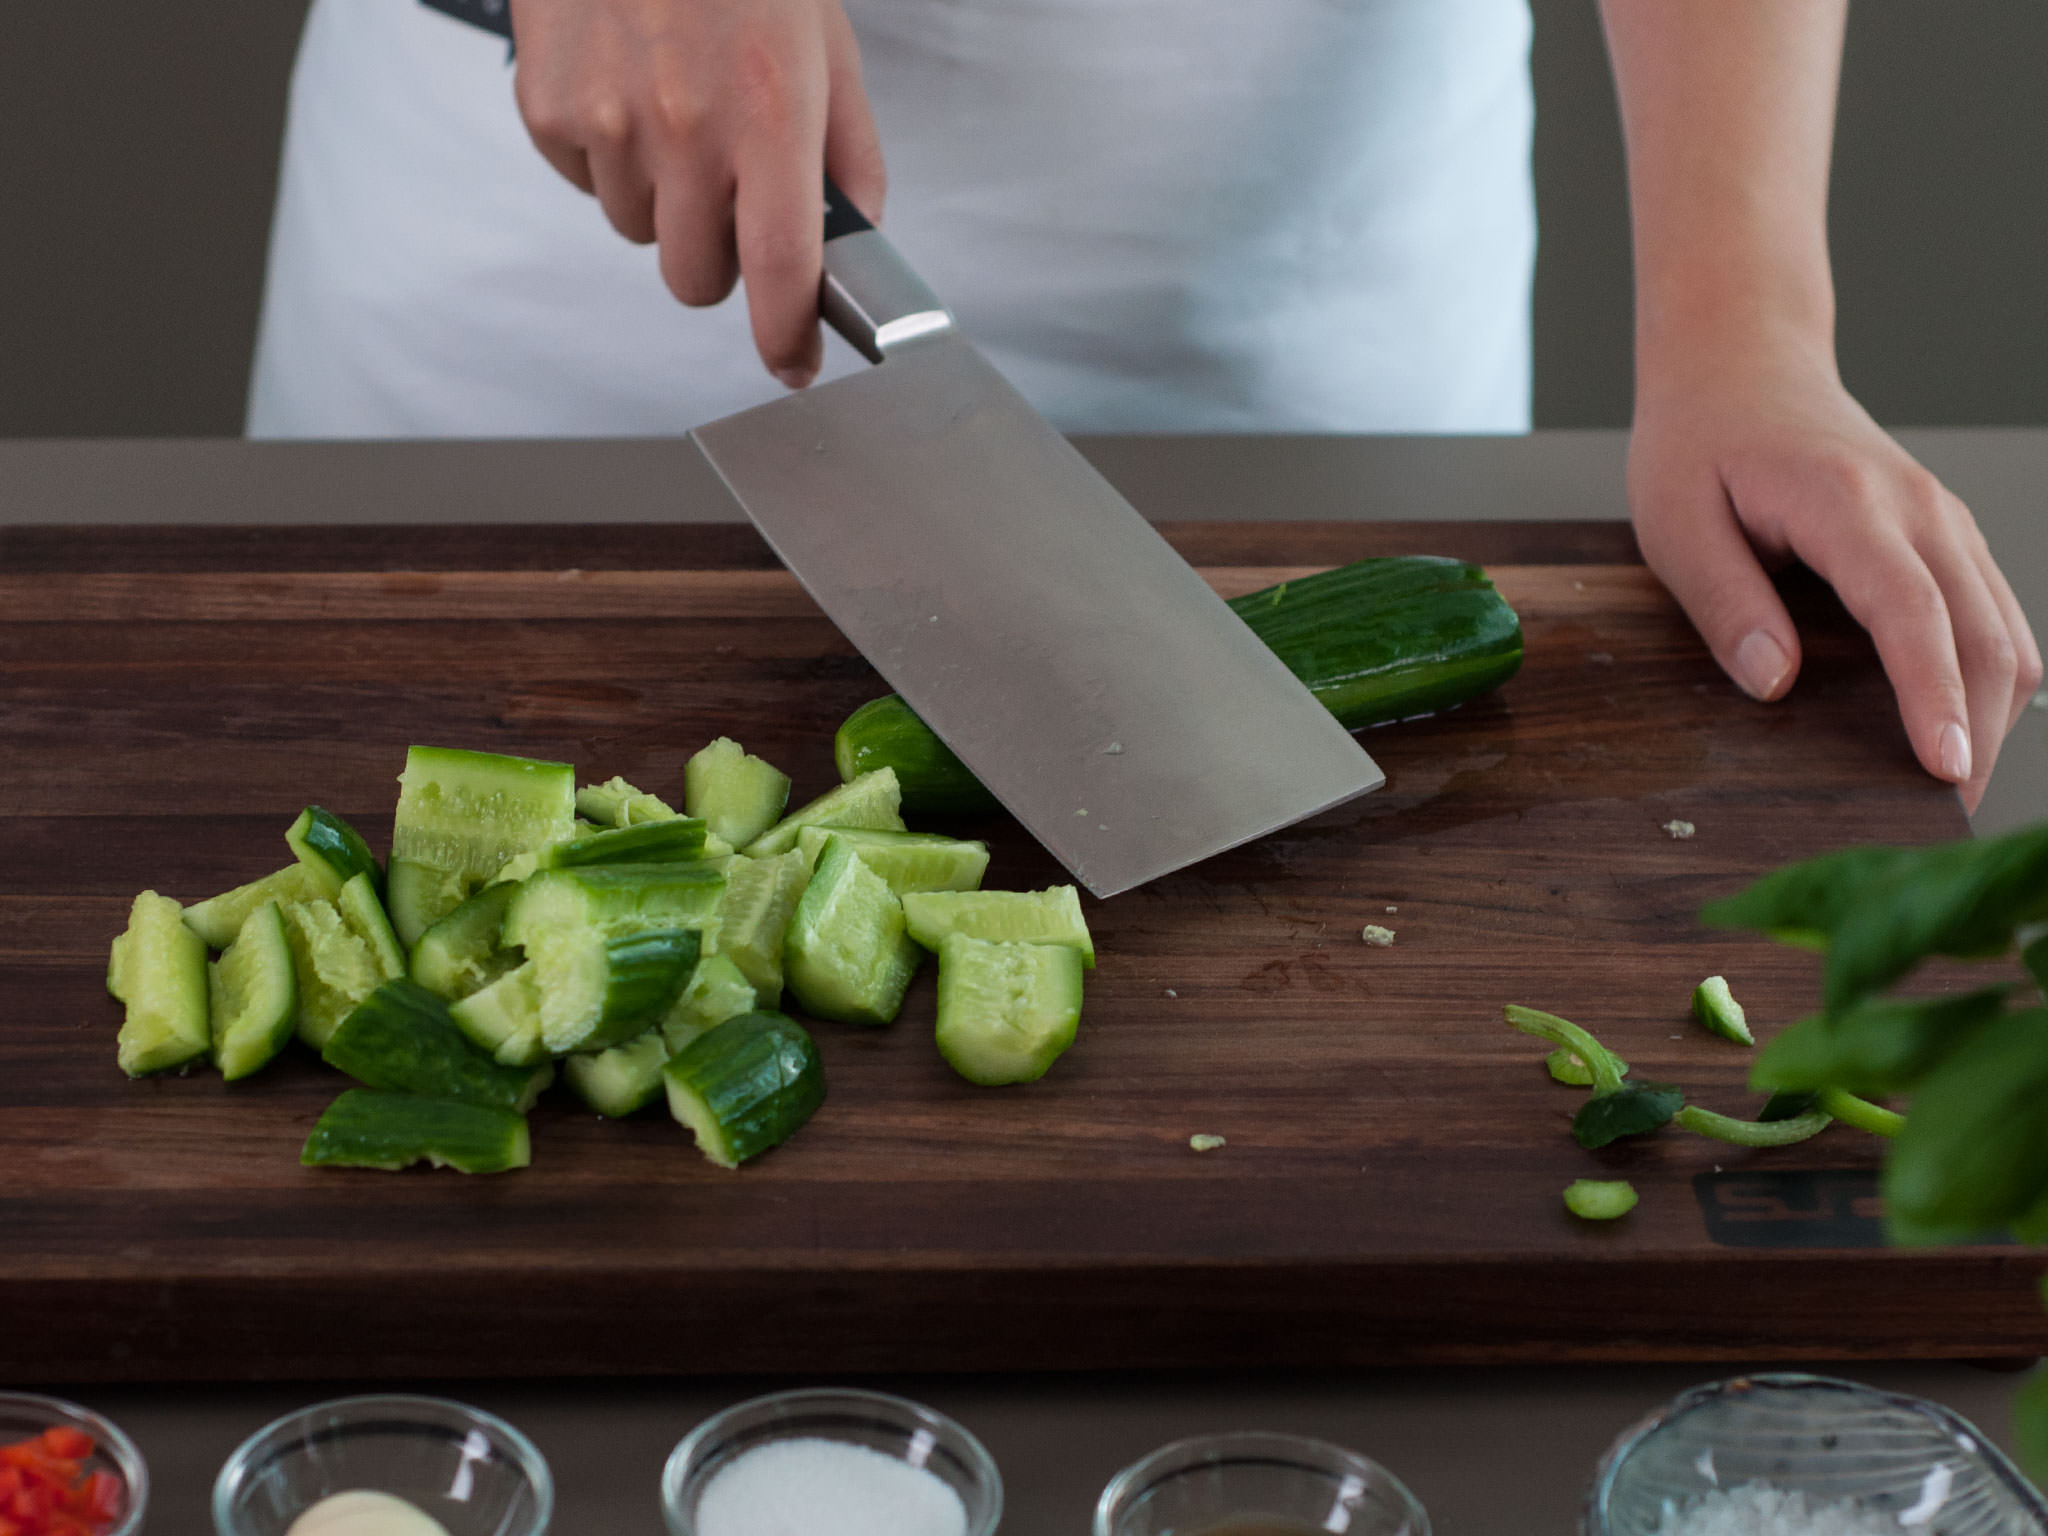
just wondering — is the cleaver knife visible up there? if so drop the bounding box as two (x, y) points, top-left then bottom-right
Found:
(690, 183), (1383, 898)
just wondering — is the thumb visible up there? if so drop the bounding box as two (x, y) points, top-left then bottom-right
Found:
(1633, 474), (1802, 704)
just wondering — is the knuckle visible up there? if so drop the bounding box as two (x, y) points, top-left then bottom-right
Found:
(649, 85), (713, 146)
(583, 96), (634, 150)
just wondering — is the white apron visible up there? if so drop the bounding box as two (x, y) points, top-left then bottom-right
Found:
(247, 0), (1534, 437)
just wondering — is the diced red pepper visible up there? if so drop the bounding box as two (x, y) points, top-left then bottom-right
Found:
(32, 1435), (89, 1466)
(0, 1432), (124, 1536)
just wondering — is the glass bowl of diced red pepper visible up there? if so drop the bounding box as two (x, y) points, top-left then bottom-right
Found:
(0, 1394), (144, 1536)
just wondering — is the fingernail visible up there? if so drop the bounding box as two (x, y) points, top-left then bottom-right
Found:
(1732, 629), (1791, 701)
(774, 367), (814, 391)
(1938, 721), (1972, 782)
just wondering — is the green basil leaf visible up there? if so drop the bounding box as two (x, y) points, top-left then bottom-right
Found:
(1883, 1006), (2048, 1245)
(1703, 825), (2048, 1014)
(1749, 987), (2013, 1097)
(1573, 1082), (1685, 1150)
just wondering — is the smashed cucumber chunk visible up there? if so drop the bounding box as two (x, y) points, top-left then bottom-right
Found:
(576, 775), (679, 828)
(109, 890), (211, 1076)
(685, 738), (792, 850)
(663, 1010), (825, 1168)
(209, 901), (298, 1081)
(389, 746), (578, 942)
(323, 979), (551, 1112)
(706, 850), (809, 1005)
(935, 933), (1084, 1086)
(287, 806), (382, 899)
(564, 1029), (671, 1118)
(783, 839), (923, 1027)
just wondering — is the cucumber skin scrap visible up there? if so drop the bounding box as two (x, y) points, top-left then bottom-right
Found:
(301, 1089), (530, 1174)
(109, 891), (212, 1076)
(663, 1011), (825, 1168)
(323, 979), (551, 1111)
(743, 768), (904, 858)
(784, 840), (923, 1027)
(209, 901), (298, 1081)
(935, 933), (1084, 1086)
(902, 887), (1095, 969)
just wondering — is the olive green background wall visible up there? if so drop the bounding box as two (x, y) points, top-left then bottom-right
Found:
(0, 2), (2041, 437)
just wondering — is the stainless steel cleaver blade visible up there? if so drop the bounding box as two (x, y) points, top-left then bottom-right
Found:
(690, 183), (1383, 898)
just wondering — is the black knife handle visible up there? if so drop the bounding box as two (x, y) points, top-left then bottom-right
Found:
(824, 177), (875, 243)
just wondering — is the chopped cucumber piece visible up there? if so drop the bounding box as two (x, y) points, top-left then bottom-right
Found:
(1563, 1179), (1639, 1220)
(409, 880), (522, 1001)
(707, 850), (810, 1004)
(323, 979), (551, 1111)
(784, 839), (923, 1027)
(287, 806), (382, 899)
(661, 952), (759, 1053)
(564, 1029), (671, 1117)
(337, 871), (406, 981)
(742, 768), (904, 858)
(902, 886), (1095, 968)
(685, 737), (793, 850)
(535, 927), (702, 1055)
(385, 857), (473, 950)
(282, 892), (401, 1051)
(576, 775), (679, 828)
(834, 695), (1001, 818)
(538, 818), (712, 868)
(448, 960), (550, 1067)
(663, 1010), (825, 1168)
(209, 901), (298, 1081)
(109, 890), (211, 1076)
(183, 863), (321, 950)
(1692, 975), (1754, 1045)
(795, 827), (989, 894)
(935, 933), (1083, 1085)
(301, 1089), (529, 1174)
(389, 746), (578, 941)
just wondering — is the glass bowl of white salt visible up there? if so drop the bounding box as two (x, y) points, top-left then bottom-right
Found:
(1583, 1374), (2047, 1536)
(661, 1387), (1002, 1536)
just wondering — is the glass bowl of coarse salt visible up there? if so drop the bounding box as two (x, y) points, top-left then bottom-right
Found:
(1583, 1373), (2047, 1536)
(661, 1387), (1001, 1536)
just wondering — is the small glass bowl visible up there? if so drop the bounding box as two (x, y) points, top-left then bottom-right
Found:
(1095, 1431), (1430, 1536)
(661, 1387), (1002, 1536)
(212, 1394), (552, 1536)
(0, 1392), (148, 1536)
(1583, 1373), (2048, 1536)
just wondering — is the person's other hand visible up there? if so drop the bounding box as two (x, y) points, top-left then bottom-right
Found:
(508, 0), (885, 388)
(1629, 344), (2041, 813)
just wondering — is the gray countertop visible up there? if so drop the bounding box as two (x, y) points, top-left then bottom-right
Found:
(6, 429), (2043, 1534)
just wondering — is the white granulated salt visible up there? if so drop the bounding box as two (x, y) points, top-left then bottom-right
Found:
(1654, 1481), (1903, 1536)
(696, 1437), (968, 1536)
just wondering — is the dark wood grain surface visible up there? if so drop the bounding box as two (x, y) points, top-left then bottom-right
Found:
(3, 521), (2038, 1384)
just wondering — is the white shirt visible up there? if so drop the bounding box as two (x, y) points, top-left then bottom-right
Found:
(247, 0), (1534, 438)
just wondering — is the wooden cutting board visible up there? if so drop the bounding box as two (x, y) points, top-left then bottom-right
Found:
(3, 519), (2040, 1384)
